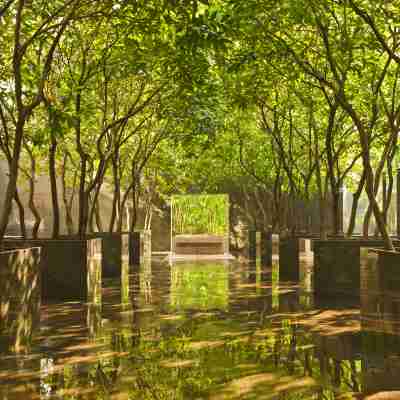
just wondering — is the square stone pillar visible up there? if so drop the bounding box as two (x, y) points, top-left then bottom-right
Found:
(0, 247), (41, 352)
(261, 231), (273, 266)
(4, 238), (102, 302)
(100, 233), (122, 278)
(129, 232), (141, 265)
(279, 237), (300, 281)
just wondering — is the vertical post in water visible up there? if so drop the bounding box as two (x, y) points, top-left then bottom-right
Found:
(397, 168), (400, 238)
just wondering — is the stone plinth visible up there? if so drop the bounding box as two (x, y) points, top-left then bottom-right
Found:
(279, 237), (300, 281)
(261, 231), (273, 266)
(313, 239), (399, 297)
(375, 250), (400, 295)
(4, 238), (102, 302)
(0, 247), (41, 352)
(129, 232), (141, 265)
(90, 233), (130, 278)
(129, 231), (151, 265)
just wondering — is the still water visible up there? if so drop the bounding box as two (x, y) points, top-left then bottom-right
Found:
(0, 259), (399, 399)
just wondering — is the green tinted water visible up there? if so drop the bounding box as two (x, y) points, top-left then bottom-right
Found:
(0, 260), (399, 399)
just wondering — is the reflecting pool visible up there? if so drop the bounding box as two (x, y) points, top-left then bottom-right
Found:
(0, 259), (399, 399)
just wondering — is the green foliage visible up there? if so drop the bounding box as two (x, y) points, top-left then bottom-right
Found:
(171, 194), (229, 235)
(170, 263), (229, 311)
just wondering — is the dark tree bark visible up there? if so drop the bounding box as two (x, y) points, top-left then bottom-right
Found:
(346, 171), (366, 237)
(24, 143), (42, 238)
(48, 129), (60, 238)
(13, 189), (26, 238)
(61, 153), (76, 235)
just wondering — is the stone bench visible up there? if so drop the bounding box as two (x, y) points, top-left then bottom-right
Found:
(174, 234), (228, 255)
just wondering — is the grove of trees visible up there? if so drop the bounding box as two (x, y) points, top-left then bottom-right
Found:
(1, 0), (400, 250)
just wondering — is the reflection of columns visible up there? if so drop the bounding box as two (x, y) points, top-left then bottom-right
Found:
(121, 262), (130, 305)
(87, 257), (102, 305)
(87, 304), (102, 338)
(141, 259), (152, 304)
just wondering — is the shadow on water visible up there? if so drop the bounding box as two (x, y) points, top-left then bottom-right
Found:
(1, 254), (400, 398)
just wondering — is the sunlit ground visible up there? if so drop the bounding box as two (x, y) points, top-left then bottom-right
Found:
(1, 259), (400, 399)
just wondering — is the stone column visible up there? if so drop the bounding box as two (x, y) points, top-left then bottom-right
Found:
(101, 234), (122, 278)
(129, 232), (141, 265)
(279, 236), (300, 281)
(261, 230), (273, 266)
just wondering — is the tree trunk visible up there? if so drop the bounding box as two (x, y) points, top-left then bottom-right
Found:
(254, 186), (268, 228)
(347, 171), (366, 237)
(24, 142), (42, 238)
(130, 175), (139, 233)
(61, 155), (76, 235)
(95, 199), (103, 232)
(49, 131), (60, 238)
(109, 155), (120, 233)
(117, 183), (133, 232)
(28, 175), (41, 239)
(0, 117), (25, 242)
(340, 101), (393, 250)
(14, 188), (26, 239)
(383, 161), (394, 225)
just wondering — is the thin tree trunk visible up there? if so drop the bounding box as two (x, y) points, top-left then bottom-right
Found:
(130, 163), (140, 232)
(340, 101), (393, 250)
(95, 199), (103, 232)
(26, 153), (41, 239)
(20, 142), (42, 238)
(347, 171), (366, 237)
(61, 154), (76, 235)
(0, 117), (25, 242)
(117, 183), (133, 232)
(109, 155), (120, 233)
(13, 188), (26, 238)
(383, 160), (394, 224)
(49, 130), (60, 238)
(254, 186), (268, 228)
(28, 174), (41, 239)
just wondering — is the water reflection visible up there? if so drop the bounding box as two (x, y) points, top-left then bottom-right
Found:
(0, 248), (41, 354)
(2, 259), (400, 398)
(170, 262), (229, 311)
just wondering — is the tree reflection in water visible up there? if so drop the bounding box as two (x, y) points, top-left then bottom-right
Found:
(3, 260), (400, 399)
